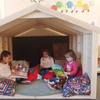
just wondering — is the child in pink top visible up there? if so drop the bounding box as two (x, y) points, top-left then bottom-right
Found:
(64, 50), (78, 79)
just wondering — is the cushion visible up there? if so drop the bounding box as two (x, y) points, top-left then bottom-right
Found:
(0, 78), (16, 96)
(44, 71), (56, 79)
(27, 69), (38, 82)
(63, 73), (91, 97)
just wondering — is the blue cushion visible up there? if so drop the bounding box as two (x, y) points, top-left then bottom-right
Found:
(0, 78), (16, 96)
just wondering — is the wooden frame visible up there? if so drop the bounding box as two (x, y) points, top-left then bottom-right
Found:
(0, 4), (99, 99)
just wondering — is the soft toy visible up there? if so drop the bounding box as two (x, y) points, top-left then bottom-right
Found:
(48, 76), (67, 90)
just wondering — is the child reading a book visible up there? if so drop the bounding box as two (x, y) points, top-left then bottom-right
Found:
(64, 49), (78, 80)
(0, 50), (15, 81)
(39, 48), (54, 78)
(47, 50), (79, 90)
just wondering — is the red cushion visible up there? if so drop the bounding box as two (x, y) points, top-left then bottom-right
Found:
(76, 67), (82, 77)
(44, 71), (56, 79)
(27, 69), (38, 82)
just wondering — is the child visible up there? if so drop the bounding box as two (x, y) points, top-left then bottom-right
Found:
(0, 50), (15, 81)
(47, 50), (78, 90)
(39, 48), (54, 78)
(64, 49), (78, 80)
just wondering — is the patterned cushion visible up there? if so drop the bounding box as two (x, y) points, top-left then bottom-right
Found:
(0, 78), (16, 96)
(63, 73), (91, 97)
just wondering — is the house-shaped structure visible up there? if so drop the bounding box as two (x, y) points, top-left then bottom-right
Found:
(0, 4), (100, 99)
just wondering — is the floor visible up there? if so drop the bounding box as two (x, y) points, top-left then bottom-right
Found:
(97, 74), (100, 100)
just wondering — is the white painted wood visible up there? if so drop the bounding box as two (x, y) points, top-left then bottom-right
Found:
(22, 10), (54, 18)
(0, 93), (90, 99)
(91, 32), (98, 99)
(82, 34), (87, 74)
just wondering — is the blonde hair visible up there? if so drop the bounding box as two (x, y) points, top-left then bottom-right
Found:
(65, 50), (76, 60)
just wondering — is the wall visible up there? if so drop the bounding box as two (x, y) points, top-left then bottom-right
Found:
(0, 0), (100, 57)
(12, 36), (69, 67)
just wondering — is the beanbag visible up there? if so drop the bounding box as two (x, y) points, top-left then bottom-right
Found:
(0, 78), (16, 96)
(63, 73), (91, 97)
(27, 69), (38, 82)
(44, 71), (56, 79)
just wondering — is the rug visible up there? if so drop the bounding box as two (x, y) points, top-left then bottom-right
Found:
(15, 79), (62, 96)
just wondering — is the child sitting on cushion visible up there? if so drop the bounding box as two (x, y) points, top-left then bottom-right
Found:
(47, 50), (79, 90)
(39, 48), (54, 79)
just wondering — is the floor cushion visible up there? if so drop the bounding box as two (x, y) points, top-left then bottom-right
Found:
(63, 73), (91, 97)
(0, 78), (16, 96)
(44, 71), (56, 79)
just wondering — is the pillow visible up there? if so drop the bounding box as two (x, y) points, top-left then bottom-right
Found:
(44, 71), (56, 79)
(0, 78), (16, 96)
(63, 73), (91, 97)
(27, 69), (38, 82)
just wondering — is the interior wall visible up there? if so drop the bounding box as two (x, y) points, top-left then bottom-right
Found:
(16, 28), (66, 37)
(12, 36), (69, 67)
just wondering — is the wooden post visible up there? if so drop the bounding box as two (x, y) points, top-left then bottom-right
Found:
(2, 37), (8, 51)
(8, 37), (13, 60)
(77, 35), (82, 67)
(0, 37), (3, 54)
(82, 34), (87, 74)
(73, 35), (77, 54)
(69, 35), (73, 49)
(91, 32), (98, 99)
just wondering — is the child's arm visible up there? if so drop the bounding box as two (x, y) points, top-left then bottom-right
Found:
(51, 57), (54, 65)
(40, 58), (44, 68)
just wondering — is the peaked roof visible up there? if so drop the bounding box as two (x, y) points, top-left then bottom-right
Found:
(0, 4), (100, 37)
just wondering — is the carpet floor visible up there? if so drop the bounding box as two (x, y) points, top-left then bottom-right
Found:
(15, 79), (62, 96)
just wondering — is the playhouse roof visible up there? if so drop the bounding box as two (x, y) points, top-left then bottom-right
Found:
(0, 4), (100, 37)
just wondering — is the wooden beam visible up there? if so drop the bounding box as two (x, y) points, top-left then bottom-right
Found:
(40, 19), (83, 35)
(73, 35), (77, 54)
(69, 35), (73, 49)
(1, 20), (37, 36)
(40, 22), (71, 36)
(47, 18), (90, 34)
(2, 37), (8, 51)
(8, 37), (13, 60)
(91, 32), (98, 99)
(6, 21), (37, 37)
(37, 4), (100, 33)
(9, 22), (37, 37)
(77, 35), (82, 67)
(40, 20), (75, 36)
(0, 37), (3, 54)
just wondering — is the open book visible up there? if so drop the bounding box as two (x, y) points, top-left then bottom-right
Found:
(51, 64), (67, 77)
(10, 60), (29, 78)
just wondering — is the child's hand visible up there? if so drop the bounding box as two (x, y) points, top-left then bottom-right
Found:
(64, 72), (70, 75)
(40, 65), (44, 69)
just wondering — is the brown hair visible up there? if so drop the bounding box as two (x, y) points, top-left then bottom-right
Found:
(42, 48), (49, 55)
(65, 50), (76, 60)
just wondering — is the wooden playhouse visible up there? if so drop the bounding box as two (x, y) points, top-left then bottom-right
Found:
(0, 4), (100, 99)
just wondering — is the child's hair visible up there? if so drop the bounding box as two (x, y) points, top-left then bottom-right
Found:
(42, 48), (49, 55)
(65, 50), (76, 60)
(0, 51), (11, 61)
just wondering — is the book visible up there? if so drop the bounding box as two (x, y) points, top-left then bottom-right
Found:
(10, 60), (29, 78)
(51, 64), (67, 77)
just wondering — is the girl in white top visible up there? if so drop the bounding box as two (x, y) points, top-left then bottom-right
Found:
(39, 48), (54, 78)
(0, 50), (15, 81)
